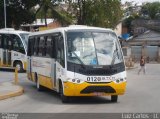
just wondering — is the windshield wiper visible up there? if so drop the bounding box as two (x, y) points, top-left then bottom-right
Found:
(72, 51), (85, 66)
(111, 49), (119, 65)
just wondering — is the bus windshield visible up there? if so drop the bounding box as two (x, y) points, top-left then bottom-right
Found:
(67, 31), (123, 66)
(20, 33), (29, 46)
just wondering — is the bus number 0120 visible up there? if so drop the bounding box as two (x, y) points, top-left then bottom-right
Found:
(87, 77), (101, 82)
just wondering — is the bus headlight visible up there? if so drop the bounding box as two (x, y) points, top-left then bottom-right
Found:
(113, 77), (126, 84)
(72, 79), (76, 82)
(116, 79), (120, 83)
(67, 78), (84, 84)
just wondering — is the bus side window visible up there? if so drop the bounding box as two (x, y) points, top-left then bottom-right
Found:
(7, 35), (12, 51)
(33, 37), (37, 56)
(46, 36), (52, 58)
(31, 37), (35, 56)
(57, 34), (65, 68)
(3, 34), (9, 49)
(34, 37), (40, 56)
(28, 37), (34, 56)
(12, 34), (25, 54)
(42, 36), (47, 57)
(51, 35), (57, 59)
(39, 36), (45, 56)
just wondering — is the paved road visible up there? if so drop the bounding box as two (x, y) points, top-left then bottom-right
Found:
(0, 63), (160, 113)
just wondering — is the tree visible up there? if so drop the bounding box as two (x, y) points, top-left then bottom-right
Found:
(141, 2), (160, 19)
(0, 0), (4, 28)
(75, 0), (123, 28)
(0, 0), (73, 29)
(36, 0), (73, 26)
(0, 0), (39, 29)
(35, 0), (53, 26)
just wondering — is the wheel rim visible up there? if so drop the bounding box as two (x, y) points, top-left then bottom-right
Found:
(16, 64), (21, 71)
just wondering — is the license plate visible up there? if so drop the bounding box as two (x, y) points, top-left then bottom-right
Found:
(87, 76), (114, 82)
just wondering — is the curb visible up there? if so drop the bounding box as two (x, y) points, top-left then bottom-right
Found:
(0, 83), (24, 100)
(126, 66), (138, 70)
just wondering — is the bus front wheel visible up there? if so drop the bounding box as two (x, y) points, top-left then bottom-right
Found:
(111, 95), (118, 102)
(14, 61), (23, 72)
(59, 82), (68, 103)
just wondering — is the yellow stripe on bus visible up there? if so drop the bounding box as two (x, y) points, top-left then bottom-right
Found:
(63, 81), (126, 96)
(38, 74), (53, 90)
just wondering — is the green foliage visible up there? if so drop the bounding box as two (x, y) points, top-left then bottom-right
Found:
(0, 0), (122, 29)
(0, 0), (4, 28)
(123, 16), (134, 27)
(141, 2), (160, 19)
(0, 0), (39, 29)
(36, 0), (74, 26)
(76, 0), (123, 28)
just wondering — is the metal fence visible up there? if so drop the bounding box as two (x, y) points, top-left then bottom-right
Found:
(128, 46), (159, 62)
(146, 46), (158, 61)
(131, 46), (142, 62)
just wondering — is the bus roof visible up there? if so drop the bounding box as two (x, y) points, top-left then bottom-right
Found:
(29, 25), (114, 37)
(0, 28), (30, 34)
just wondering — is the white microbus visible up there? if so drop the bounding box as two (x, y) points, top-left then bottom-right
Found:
(27, 25), (127, 103)
(0, 28), (29, 71)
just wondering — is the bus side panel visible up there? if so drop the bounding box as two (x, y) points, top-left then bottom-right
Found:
(32, 57), (54, 89)
(38, 74), (53, 89)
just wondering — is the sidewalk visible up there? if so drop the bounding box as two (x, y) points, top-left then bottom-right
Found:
(126, 63), (139, 70)
(0, 67), (24, 100)
(0, 82), (24, 100)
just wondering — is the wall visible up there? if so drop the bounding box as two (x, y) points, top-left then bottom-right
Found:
(114, 22), (122, 36)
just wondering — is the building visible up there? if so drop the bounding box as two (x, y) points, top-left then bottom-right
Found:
(122, 29), (160, 62)
(21, 19), (61, 31)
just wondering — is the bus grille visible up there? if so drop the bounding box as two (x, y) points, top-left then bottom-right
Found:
(67, 62), (125, 76)
(79, 69), (117, 75)
(80, 86), (116, 94)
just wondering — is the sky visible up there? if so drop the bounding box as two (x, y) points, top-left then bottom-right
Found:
(121, 0), (160, 4)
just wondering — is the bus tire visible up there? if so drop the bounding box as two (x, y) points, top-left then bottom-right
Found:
(14, 61), (23, 72)
(35, 73), (43, 91)
(59, 82), (68, 103)
(111, 95), (118, 102)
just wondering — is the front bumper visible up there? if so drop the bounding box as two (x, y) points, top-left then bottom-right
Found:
(63, 81), (126, 96)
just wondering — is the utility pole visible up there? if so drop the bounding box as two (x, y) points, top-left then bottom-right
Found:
(4, 0), (7, 28)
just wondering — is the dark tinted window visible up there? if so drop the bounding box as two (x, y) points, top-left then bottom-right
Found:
(29, 32), (65, 66)
(27, 37), (35, 56)
(57, 34), (65, 67)
(46, 36), (52, 57)
(11, 34), (25, 54)
(42, 37), (47, 56)
(39, 36), (45, 56)
(33, 37), (40, 56)
(3, 34), (9, 49)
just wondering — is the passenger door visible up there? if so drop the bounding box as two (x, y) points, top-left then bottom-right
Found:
(2, 34), (12, 67)
(51, 33), (65, 89)
(27, 37), (34, 78)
